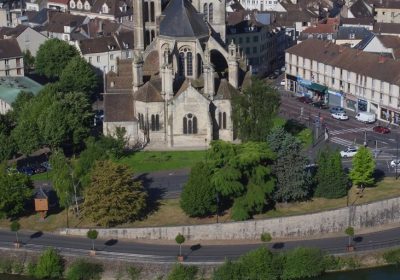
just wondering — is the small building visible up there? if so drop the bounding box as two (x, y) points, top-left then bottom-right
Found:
(0, 38), (24, 77)
(373, 0), (400, 24)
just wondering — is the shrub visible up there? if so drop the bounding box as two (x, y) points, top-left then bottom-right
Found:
(126, 265), (142, 280)
(27, 262), (36, 277)
(34, 247), (64, 279)
(383, 248), (400, 264)
(13, 261), (25, 274)
(66, 259), (103, 280)
(167, 263), (198, 280)
(213, 260), (243, 280)
(0, 258), (13, 274)
(261, 232), (272, 243)
(282, 247), (325, 280)
(238, 247), (281, 280)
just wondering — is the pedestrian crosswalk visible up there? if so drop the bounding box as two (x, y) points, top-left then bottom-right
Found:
(330, 137), (356, 147)
(330, 127), (373, 136)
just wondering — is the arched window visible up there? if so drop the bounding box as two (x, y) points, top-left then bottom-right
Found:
(186, 52), (193, 76)
(218, 112), (222, 129)
(151, 114), (155, 131)
(203, 3), (208, 21)
(150, 1), (155, 22)
(209, 3), (213, 23)
(178, 52), (185, 76)
(222, 112), (226, 129)
(156, 114), (160, 131)
(183, 114), (198, 134)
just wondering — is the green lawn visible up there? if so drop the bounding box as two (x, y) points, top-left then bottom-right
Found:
(116, 150), (206, 173)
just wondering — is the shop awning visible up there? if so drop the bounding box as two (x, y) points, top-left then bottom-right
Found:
(307, 83), (327, 93)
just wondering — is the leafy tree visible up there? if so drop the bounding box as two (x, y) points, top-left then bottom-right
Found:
(175, 233), (185, 257)
(213, 260), (243, 280)
(345, 226), (354, 247)
(0, 132), (16, 161)
(239, 247), (281, 280)
(232, 78), (280, 142)
(49, 150), (74, 208)
(35, 39), (79, 79)
(180, 162), (217, 217)
(59, 56), (99, 98)
(66, 259), (103, 280)
(349, 146), (375, 189)
(23, 50), (35, 72)
(167, 263), (198, 280)
(34, 247), (64, 279)
(10, 221), (21, 243)
(87, 229), (98, 251)
(11, 118), (40, 156)
(83, 160), (147, 226)
(268, 129), (311, 202)
(282, 247), (325, 280)
(261, 232), (272, 243)
(0, 167), (33, 218)
(315, 148), (348, 199)
(11, 91), (34, 120)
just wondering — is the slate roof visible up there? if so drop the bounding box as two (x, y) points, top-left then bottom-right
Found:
(374, 22), (400, 34)
(286, 39), (400, 85)
(374, 0), (400, 9)
(44, 11), (87, 33)
(336, 26), (373, 40)
(133, 78), (164, 102)
(340, 16), (374, 26)
(104, 93), (135, 122)
(349, 0), (373, 17)
(160, 0), (209, 38)
(0, 25), (28, 38)
(0, 38), (22, 59)
(214, 79), (240, 100)
(79, 36), (119, 54)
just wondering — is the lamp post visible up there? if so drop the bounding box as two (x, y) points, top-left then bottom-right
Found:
(216, 193), (219, 224)
(396, 134), (399, 180)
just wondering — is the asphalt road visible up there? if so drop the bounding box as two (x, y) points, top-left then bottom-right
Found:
(2, 227), (400, 263)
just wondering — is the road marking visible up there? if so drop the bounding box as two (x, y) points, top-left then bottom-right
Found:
(330, 127), (372, 135)
(330, 137), (355, 147)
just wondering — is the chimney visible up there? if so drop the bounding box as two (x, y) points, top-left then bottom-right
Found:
(339, 45), (343, 53)
(378, 55), (385, 63)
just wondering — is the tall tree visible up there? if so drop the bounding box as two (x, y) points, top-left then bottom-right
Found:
(232, 78), (280, 142)
(268, 129), (311, 202)
(83, 161), (147, 226)
(0, 165), (33, 218)
(35, 39), (79, 79)
(180, 162), (217, 217)
(11, 118), (41, 156)
(350, 146), (375, 189)
(23, 50), (35, 72)
(11, 91), (34, 121)
(315, 148), (348, 199)
(58, 56), (100, 98)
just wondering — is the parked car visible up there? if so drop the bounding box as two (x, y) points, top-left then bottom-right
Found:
(355, 112), (376, 123)
(18, 166), (34, 176)
(330, 106), (345, 114)
(390, 159), (400, 169)
(280, 79), (286, 86)
(312, 101), (329, 109)
(297, 96), (313, 104)
(331, 112), (349, 120)
(340, 147), (359, 158)
(373, 125), (390, 134)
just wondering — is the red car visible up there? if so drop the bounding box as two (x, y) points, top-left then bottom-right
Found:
(373, 126), (390, 134)
(297, 96), (313, 104)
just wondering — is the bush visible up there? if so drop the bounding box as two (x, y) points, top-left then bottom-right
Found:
(27, 262), (36, 277)
(167, 263), (198, 280)
(213, 260), (243, 280)
(239, 247), (281, 280)
(126, 265), (142, 280)
(0, 258), (13, 274)
(383, 248), (400, 264)
(13, 261), (25, 274)
(261, 232), (272, 243)
(34, 247), (64, 279)
(66, 259), (103, 280)
(282, 247), (325, 280)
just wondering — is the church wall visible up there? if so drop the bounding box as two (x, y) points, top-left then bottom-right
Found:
(135, 100), (166, 142)
(103, 121), (139, 146)
(213, 99), (233, 142)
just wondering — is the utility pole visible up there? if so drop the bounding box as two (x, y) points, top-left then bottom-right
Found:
(396, 134), (399, 180)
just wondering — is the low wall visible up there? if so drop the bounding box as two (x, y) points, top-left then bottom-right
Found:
(62, 196), (400, 240)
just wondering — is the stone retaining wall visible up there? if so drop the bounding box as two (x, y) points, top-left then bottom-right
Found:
(62, 196), (400, 240)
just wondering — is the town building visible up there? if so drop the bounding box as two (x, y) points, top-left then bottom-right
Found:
(373, 0), (400, 24)
(355, 34), (400, 60)
(285, 39), (400, 125)
(0, 38), (24, 77)
(103, 0), (250, 148)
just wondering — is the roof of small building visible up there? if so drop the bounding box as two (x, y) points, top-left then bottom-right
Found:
(373, 0), (400, 9)
(286, 39), (400, 85)
(0, 25), (28, 39)
(133, 78), (164, 103)
(160, 0), (209, 38)
(373, 22), (400, 34)
(0, 38), (22, 59)
(349, 0), (373, 17)
(0, 76), (43, 105)
(340, 16), (374, 25)
(44, 11), (87, 33)
(103, 93), (135, 122)
(79, 35), (120, 54)
(336, 26), (373, 40)
(48, 0), (69, 4)
(214, 79), (240, 100)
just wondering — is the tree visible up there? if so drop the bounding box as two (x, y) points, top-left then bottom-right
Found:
(10, 221), (21, 243)
(261, 232), (272, 243)
(232, 78), (280, 142)
(0, 168), (33, 218)
(11, 91), (34, 121)
(59, 56), (99, 98)
(23, 50), (35, 72)
(87, 229), (98, 251)
(281, 247), (325, 280)
(345, 226), (354, 247)
(0, 132), (16, 161)
(11, 118), (40, 156)
(66, 259), (103, 280)
(180, 162), (217, 217)
(167, 263), (198, 280)
(175, 233), (185, 257)
(350, 146), (375, 189)
(239, 247), (281, 280)
(35, 39), (79, 79)
(315, 148), (348, 199)
(268, 129), (311, 202)
(83, 161), (147, 226)
(34, 247), (64, 279)
(213, 260), (244, 280)
(126, 265), (142, 280)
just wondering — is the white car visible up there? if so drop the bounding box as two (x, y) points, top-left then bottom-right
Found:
(331, 112), (349, 120)
(280, 79), (286, 86)
(340, 147), (359, 158)
(390, 159), (400, 169)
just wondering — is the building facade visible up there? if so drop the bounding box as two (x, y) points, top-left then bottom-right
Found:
(285, 39), (400, 125)
(0, 38), (24, 77)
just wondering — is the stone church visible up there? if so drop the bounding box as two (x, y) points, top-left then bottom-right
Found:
(103, 0), (250, 148)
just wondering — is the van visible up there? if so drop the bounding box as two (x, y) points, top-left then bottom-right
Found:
(355, 112), (376, 123)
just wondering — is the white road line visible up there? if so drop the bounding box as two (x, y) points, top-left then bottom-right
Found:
(330, 137), (355, 147)
(330, 127), (372, 135)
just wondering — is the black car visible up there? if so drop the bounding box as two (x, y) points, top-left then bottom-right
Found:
(312, 101), (329, 109)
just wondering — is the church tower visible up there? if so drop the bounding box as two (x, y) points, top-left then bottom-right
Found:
(191, 0), (226, 42)
(133, 0), (145, 51)
(228, 41), (239, 89)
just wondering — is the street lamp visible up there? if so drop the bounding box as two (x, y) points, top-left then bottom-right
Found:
(396, 134), (399, 180)
(216, 193), (219, 224)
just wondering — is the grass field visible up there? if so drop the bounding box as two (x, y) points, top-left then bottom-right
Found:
(2, 178), (399, 232)
(116, 150), (206, 173)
